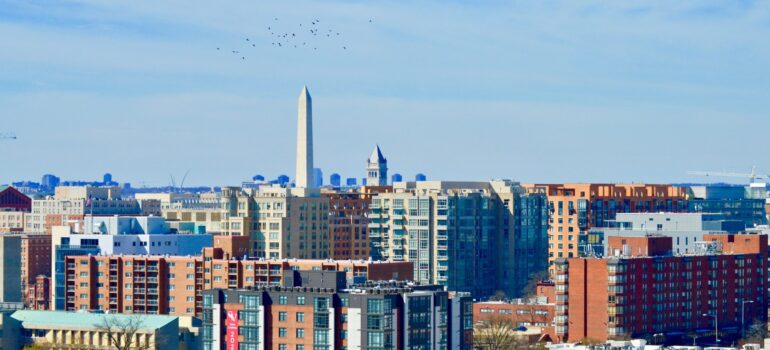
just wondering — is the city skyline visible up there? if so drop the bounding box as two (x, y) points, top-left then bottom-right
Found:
(2, 1), (770, 186)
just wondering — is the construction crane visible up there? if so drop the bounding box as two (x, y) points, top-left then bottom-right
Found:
(0, 132), (16, 140)
(688, 166), (768, 183)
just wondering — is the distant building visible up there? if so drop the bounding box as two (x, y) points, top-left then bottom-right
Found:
(524, 183), (688, 271)
(553, 234), (768, 343)
(686, 184), (767, 227)
(0, 235), (21, 303)
(276, 175), (290, 186)
(391, 173), (403, 183)
(203, 270), (474, 350)
(368, 180), (548, 298)
(102, 173), (113, 185)
(25, 186), (158, 233)
(415, 173), (427, 181)
(253, 174), (265, 182)
(26, 275), (50, 310)
(346, 178), (357, 186)
(40, 174), (60, 189)
(63, 248), (412, 317)
(329, 173), (341, 187)
(313, 168), (324, 188)
(366, 145), (388, 186)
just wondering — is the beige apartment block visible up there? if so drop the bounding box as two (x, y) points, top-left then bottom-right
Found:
(220, 185), (331, 259)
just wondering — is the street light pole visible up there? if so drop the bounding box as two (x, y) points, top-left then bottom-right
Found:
(742, 300), (754, 339)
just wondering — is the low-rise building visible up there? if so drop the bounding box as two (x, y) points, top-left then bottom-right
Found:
(10, 310), (184, 350)
(26, 275), (50, 310)
(203, 270), (474, 350)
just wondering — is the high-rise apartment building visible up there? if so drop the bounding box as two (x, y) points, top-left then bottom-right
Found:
(368, 180), (548, 298)
(219, 186), (331, 259)
(63, 247), (412, 317)
(553, 234), (767, 343)
(202, 270), (474, 350)
(524, 183), (687, 270)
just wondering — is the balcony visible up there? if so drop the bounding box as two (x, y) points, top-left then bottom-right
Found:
(148, 288), (158, 294)
(147, 266), (159, 272)
(147, 277), (158, 283)
(135, 288), (146, 294)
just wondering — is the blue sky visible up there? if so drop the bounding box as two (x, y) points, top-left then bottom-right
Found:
(1, 0), (769, 187)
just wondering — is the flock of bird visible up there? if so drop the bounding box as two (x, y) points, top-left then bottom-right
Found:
(217, 17), (374, 61)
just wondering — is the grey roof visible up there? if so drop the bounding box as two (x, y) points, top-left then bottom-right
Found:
(11, 310), (177, 332)
(369, 145), (386, 163)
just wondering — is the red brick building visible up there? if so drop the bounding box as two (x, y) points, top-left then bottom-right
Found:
(474, 282), (557, 335)
(554, 234), (767, 343)
(323, 186), (392, 260)
(20, 233), (51, 305)
(64, 248), (413, 317)
(27, 275), (50, 310)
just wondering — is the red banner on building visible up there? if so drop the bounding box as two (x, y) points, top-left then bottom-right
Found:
(226, 310), (239, 350)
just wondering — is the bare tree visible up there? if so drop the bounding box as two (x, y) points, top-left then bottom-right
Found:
(522, 270), (549, 298)
(474, 315), (525, 350)
(739, 318), (768, 345)
(96, 314), (155, 350)
(490, 290), (508, 301)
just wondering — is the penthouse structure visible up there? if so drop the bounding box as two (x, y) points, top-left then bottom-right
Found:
(202, 270), (474, 350)
(588, 213), (745, 256)
(63, 247), (413, 318)
(553, 234), (767, 343)
(523, 183), (687, 270)
(368, 180), (548, 298)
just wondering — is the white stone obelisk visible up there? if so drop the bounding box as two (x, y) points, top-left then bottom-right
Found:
(295, 86), (314, 189)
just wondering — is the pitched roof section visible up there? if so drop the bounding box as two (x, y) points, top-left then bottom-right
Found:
(11, 310), (178, 332)
(369, 145), (386, 164)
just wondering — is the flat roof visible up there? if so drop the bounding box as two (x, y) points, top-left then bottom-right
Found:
(11, 310), (177, 332)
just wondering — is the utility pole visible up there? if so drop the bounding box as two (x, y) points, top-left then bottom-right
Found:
(742, 300), (754, 339)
